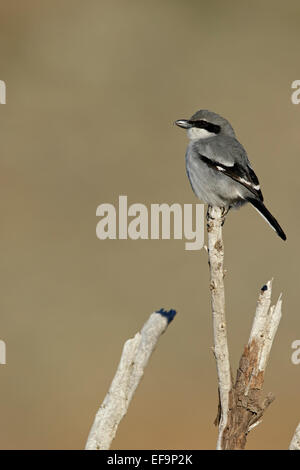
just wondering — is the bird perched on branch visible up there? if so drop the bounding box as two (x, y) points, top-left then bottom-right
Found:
(175, 110), (286, 240)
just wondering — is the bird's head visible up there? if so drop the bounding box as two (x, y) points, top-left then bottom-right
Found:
(175, 110), (236, 140)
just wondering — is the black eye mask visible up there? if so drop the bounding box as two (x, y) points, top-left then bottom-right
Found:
(191, 120), (221, 134)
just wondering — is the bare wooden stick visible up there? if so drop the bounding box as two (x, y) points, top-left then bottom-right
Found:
(289, 423), (300, 450)
(85, 308), (176, 450)
(249, 281), (282, 375)
(206, 206), (283, 450)
(206, 205), (232, 450)
(222, 281), (282, 449)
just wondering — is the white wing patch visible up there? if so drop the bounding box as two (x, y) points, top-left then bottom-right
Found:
(238, 176), (260, 190)
(214, 164), (261, 193)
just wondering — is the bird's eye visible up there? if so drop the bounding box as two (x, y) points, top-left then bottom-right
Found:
(193, 120), (221, 134)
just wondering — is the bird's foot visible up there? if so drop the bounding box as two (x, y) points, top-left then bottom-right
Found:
(221, 206), (230, 217)
(221, 206), (230, 226)
(206, 205), (229, 223)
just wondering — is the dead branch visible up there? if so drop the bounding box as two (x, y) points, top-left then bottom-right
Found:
(85, 308), (176, 450)
(207, 206), (283, 450)
(289, 423), (300, 450)
(206, 205), (232, 449)
(222, 280), (281, 449)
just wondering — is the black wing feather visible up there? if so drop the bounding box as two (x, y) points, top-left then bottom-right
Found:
(199, 154), (263, 201)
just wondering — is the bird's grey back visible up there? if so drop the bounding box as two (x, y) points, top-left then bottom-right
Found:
(192, 133), (250, 167)
(185, 130), (252, 207)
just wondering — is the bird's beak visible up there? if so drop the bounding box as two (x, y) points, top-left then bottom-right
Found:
(175, 119), (192, 129)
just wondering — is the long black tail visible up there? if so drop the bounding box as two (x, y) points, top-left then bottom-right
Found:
(247, 197), (286, 241)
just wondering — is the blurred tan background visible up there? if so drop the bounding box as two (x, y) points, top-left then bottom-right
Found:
(0, 0), (299, 450)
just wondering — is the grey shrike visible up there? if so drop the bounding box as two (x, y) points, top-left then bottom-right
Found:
(175, 109), (286, 241)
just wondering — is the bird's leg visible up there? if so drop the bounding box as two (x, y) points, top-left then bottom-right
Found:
(220, 206), (230, 226)
(206, 205), (230, 228)
(206, 205), (212, 222)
